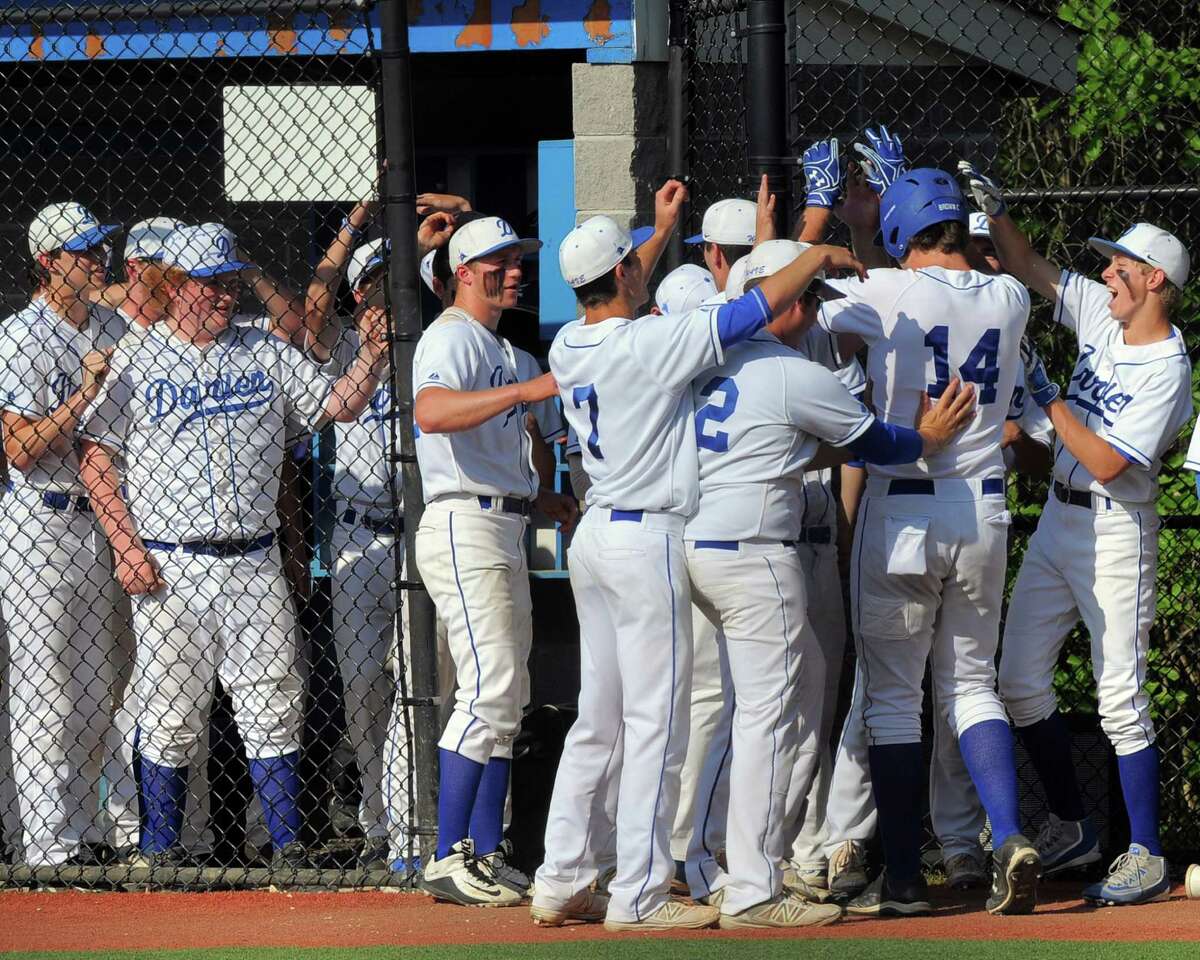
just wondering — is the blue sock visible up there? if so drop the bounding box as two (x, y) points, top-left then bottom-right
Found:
(1117, 745), (1162, 856)
(1016, 712), (1085, 821)
(437, 748), (486, 860)
(467, 757), (511, 856)
(867, 742), (923, 883)
(140, 759), (187, 853)
(248, 752), (302, 849)
(958, 719), (1022, 846)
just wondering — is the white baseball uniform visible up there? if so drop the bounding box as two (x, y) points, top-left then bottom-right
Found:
(1000, 271), (1192, 754)
(0, 477), (22, 862)
(537, 299), (740, 923)
(819, 266), (1029, 745)
(77, 319), (330, 773)
(0, 297), (126, 865)
(682, 330), (874, 914)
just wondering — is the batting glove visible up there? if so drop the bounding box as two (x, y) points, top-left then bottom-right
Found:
(853, 125), (907, 194)
(957, 160), (1007, 217)
(1020, 336), (1060, 408)
(803, 137), (843, 208)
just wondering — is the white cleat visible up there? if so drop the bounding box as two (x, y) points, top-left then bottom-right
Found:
(603, 900), (721, 932)
(530, 888), (610, 926)
(719, 892), (843, 929)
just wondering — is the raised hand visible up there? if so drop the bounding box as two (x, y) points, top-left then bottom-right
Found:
(957, 160), (1007, 217)
(755, 173), (777, 244)
(654, 179), (689, 234)
(803, 138), (843, 208)
(853, 125), (907, 195)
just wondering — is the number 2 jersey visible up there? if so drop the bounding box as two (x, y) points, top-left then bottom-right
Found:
(819, 265), (1031, 481)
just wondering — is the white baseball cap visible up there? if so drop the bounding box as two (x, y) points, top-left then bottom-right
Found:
(162, 223), (255, 278)
(684, 198), (757, 246)
(559, 216), (654, 288)
(419, 249), (438, 294)
(125, 217), (186, 262)
(724, 255), (751, 299)
(1089, 223), (1190, 289)
(968, 212), (991, 238)
(348, 238), (388, 291)
(28, 201), (119, 258)
(742, 239), (844, 301)
(448, 216), (541, 268)
(654, 264), (717, 314)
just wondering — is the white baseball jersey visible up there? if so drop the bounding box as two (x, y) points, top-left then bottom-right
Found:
(797, 326), (867, 530)
(819, 266), (1031, 481)
(549, 305), (728, 516)
(1184, 416), (1200, 474)
(1051, 270), (1192, 502)
(0, 297), (125, 494)
(686, 332), (873, 541)
(78, 320), (334, 541)
(413, 307), (552, 502)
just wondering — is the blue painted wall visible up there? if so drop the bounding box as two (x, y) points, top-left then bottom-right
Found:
(537, 139), (578, 339)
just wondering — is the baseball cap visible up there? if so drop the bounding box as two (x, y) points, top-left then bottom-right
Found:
(28, 201), (119, 258)
(742, 239), (844, 301)
(684, 198), (757, 246)
(724, 255), (751, 299)
(348, 238), (388, 291)
(162, 223), (255, 278)
(654, 264), (717, 314)
(559, 216), (654, 288)
(419, 249), (438, 294)
(125, 217), (186, 262)
(1089, 223), (1190, 289)
(448, 216), (541, 268)
(968, 212), (991, 238)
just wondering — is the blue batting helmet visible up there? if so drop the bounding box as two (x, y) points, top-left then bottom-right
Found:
(877, 168), (968, 260)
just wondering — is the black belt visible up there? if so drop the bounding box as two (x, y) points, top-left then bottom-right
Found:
(694, 539), (803, 550)
(797, 525), (832, 544)
(144, 533), (275, 557)
(342, 508), (404, 536)
(887, 477), (1005, 497)
(42, 491), (91, 513)
(1053, 481), (1094, 509)
(478, 495), (534, 517)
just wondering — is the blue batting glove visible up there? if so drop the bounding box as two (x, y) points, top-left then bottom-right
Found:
(1020, 336), (1060, 408)
(853, 125), (907, 194)
(803, 137), (843, 208)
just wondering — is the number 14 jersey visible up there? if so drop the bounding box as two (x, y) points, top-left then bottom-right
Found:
(819, 266), (1030, 481)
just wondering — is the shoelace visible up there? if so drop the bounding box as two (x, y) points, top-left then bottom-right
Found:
(1104, 852), (1146, 888)
(1034, 818), (1063, 852)
(834, 842), (863, 872)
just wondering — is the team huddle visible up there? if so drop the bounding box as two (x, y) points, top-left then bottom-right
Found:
(0, 121), (1194, 930)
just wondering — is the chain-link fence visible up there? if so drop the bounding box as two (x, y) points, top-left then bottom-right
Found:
(684, 0), (1200, 864)
(0, 0), (437, 890)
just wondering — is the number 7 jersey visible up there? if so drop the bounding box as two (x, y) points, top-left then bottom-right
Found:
(819, 265), (1030, 480)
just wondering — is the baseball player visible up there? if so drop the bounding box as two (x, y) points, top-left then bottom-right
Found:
(682, 238), (975, 928)
(802, 154), (1041, 916)
(75, 223), (390, 869)
(685, 198), (757, 293)
(964, 162), (1193, 906)
(413, 215), (575, 906)
(0, 202), (127, 868)
(0, 455), (20, 864)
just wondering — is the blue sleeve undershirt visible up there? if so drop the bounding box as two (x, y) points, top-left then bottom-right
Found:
(714, 286), (772, 349)
(846, 419), (923, 466)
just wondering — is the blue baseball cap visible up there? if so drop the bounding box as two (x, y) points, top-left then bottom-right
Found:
(162, 223), (255, 277)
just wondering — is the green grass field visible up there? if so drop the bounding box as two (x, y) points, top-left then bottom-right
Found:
(8, 942), (1200, 960)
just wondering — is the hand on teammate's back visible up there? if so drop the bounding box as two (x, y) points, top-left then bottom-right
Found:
(654, 179), (688, 234)
(519, 371), (559, 405)
(814, 244), (868, 282)
(915, 377), (977, 456)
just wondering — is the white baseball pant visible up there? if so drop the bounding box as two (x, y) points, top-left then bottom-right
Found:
(131, 547), (304, 769)
(415, 499), (531, 765)
(0, 487), (120, 865)
(669, 605), (725, 864)
(685, 541), (810, 914)
(0, 609), (23, 860)
(537, 508), (692, 923)
(1000, 495), (1158, 755)
(103, 585), (140, 850)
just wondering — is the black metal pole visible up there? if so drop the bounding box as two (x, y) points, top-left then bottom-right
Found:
(744, 0), (789, 236)
(666, 0), (688, 271)
(378, 0), (439, 864)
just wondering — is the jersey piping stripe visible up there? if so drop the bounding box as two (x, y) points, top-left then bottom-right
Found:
(447, 512), (484, 746)
(633, 533), (678, 921)
(1106, 433), (1153, 467)
(217, 336), (245, 539)
(853, 497), (875, 745)
(560, 320), (632, 349)
(916, 269), (995, 290)
(763, 555), (788, 893)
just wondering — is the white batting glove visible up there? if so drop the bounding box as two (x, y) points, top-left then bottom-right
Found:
(853, 125), (907, 194)
(957, 160), (1007, 217)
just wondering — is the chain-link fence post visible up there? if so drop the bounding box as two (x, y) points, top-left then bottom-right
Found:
(744, 0), (789, 236)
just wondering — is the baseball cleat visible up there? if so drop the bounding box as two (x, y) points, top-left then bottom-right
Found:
(783, 872), (835, 903)
(603, 900), (720, 932)
(271, 841), (312, 871)
(357, 838), (391, 870)
(719, 892), (842, 929)
(1082, 845), (1170, 906)
(944, 852), (988, 890)
(477, 839), (532, 895)
(592, 865), (616, 895)
(530, 888), (610, 926)
(784, 859), (830, 891)
(986, 834), (1041, 915)
(828, 840), (869, 897)
(126, 844), (199, 870)
(419, 839), (524, 907)
(1034, 814), (1101, 875)
(845, 871), (931, 917)
(696, 887), (725, 908)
